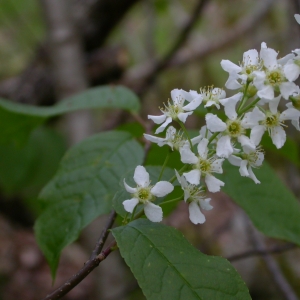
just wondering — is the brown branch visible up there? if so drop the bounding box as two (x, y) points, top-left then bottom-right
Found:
(227, 243), (296, 262)
(134, 0), (209, 95)
(42, 210), (117, 300)
(122, 0), (275, 92)
(247, 220), (298, 300)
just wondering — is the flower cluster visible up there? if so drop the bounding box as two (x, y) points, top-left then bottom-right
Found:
(122, 25), (300, 225)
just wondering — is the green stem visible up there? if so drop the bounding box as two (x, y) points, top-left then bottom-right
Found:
(160, 195), (183, 206)
(158, 150), (170, 181)
(178, 121), (192, 148)
(237, 82), (250, 113)
(208, 132), (219, 145)
(238, 97), (260, 115)
(129, 205), (138, 222)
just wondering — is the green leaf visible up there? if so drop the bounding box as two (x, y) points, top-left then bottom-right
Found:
(113, 219), (251, 300)
(0, 127), (66, 196)
(112, 166), (176, 218)
(34, 131), (144, 278)
(0, 85), (140, 146)
(221, 161), (300, 245)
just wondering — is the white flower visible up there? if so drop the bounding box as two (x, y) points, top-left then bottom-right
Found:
(205, 92), (255, 158)
(295, 14), (300, 25)
(221, 49), (261, 89)
(180, 138), (225, 192)
(286, 102), (300, 130)
(148, 89), (201, 134)
(123, 166), (174, 222)
(143, 126), (202, 151)
(253, 42), (297, 100)
(175, 170), (212, 224)
(244, 96), (300, 148)
(190, 87), (226, 109)
(228, 146), (264, 184)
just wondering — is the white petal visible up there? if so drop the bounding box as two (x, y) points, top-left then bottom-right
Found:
(242, 106), (265, 128)
(248, 166), (260, 184)
(243, 49), (259, 66)
(291, 119), (300, 130)
(179, 143), (198, 164)
(205, 174), (224, 193)
(151, 181), (174, 197)
(148, 114), (166, 124)
(250, 125), (265, 146)
(183, 96), (202, 111)
(261, 47), (278, 69)
(155, 117), (172, 134)
(123, 198), (139, 213)
(284, 63), (300, 82)
(178, 112), (193, 123)
(280, 107), (300, 121)
(225, 75), (242, 90)
(199, 198), (213, 211)
(188, 202), (205, 224)
(295, 14), (300, 25)
(221, 59), (242, 73)
(228, 155), (242, 166)
(143, 134), (165, 145)
(238, 135), (255, 151)
(123, 179), (137, 193)
(216, 135), (233, 158)
(211, 158), (224, 173)
(191, 134), (202, 145)
(239, 160), (249, 177)
(134, 165), (150, 187)
(280, 82), (298, 100)
(219, 92), (242, 120)
(166, 126), (176, 140)
(269, 95), (281, 115)
(278, 54), (295, 66)
(197, 138), (209, 158)
(205, 113), (227, 132)
(271, 126), (286, 148)
(175, 169), (187, 188)
(144, 202), (163, 222)
(183, 169), (201, 185)
(257, 85), (274, 100)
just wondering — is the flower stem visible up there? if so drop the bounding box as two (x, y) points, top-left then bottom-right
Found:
(160, 195), (183, 206)
(129, 205), (138, 222)
(237, 82), (250, 113)
(208, 132), (219, 145)
(178, 121), (192, 148)
(158, 150), (170, 181)
(238, 97), (260, 115)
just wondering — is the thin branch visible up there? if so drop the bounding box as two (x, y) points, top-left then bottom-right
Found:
(248, 221), (298, 300)
(227, 243), (296, 262)
(42, 211), (117, 300)
(91, 210), (117, 258)
(122, 0), (274, 92)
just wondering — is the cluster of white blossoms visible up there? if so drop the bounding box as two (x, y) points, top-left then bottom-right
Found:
(122, 28), (300, 224)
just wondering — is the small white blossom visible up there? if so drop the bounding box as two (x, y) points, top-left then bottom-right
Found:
(221, 49), (261, 89)
(253, 42), (297, 100)
(175, 170), (212, 224)
(205, 93), (255, 157)
(123, 166), (174, 222)
(144, 126), (202, 151)
(148, 89), (201, 134)
(190, 87), (226, 109)
(244, 96), (300, 148)
(228, 146), (264, 184)
(180, 138), (225, 192)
